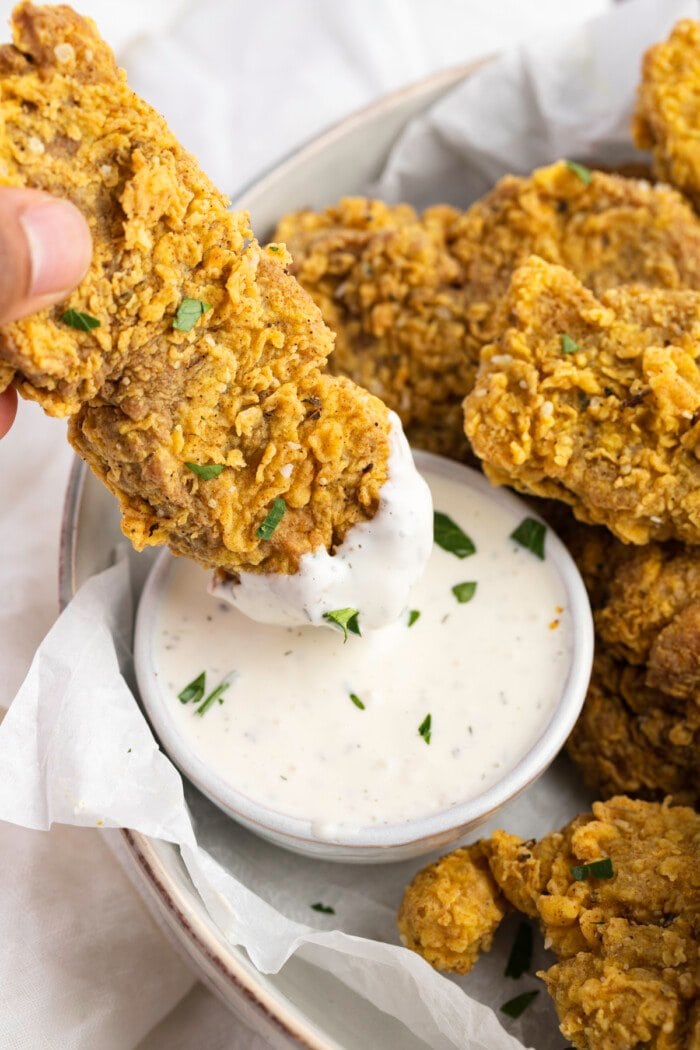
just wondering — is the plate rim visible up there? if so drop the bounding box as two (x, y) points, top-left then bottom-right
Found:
(58, 57), (488, 1048)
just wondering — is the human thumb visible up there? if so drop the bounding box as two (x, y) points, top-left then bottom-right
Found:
(0, 187), (92, 325)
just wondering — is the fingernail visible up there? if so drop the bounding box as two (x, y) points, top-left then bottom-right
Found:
(20, 199), (92, 298)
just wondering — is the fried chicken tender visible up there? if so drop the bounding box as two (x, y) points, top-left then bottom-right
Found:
(397, 842), (508, 974)
(537, 511), (700, 803)
(487, 798), (700, 1050)
(400, 798), (700, 1050)
(277, 163), (700, 460)
(567, 651), (699, 806)
(633, 20), (700, 209)
(0, 3), (394, 576)
(464, 256), (700, 545)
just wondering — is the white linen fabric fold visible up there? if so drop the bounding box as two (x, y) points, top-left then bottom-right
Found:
(9, 0), (689, 1047)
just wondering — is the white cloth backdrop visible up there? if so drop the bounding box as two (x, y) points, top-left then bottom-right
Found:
(0, 1), (611, 1046)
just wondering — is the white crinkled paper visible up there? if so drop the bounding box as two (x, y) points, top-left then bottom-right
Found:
(0, 2), (694, 1047)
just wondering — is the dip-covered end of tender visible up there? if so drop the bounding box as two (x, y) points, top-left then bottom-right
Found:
(210, 412), (433, 629)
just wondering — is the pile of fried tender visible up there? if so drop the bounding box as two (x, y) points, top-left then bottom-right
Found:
(277, 21), (700, 1047)
(399, 798), (700, 1050)
(277, 20), (700, 813)
(0, 3), (395, 578)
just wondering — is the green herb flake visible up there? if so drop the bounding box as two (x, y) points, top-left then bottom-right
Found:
(510, 517), (546, 560)
(61, 308), (100, 331)
(323, 608), (361, 642)
(195, 678), (231, 717)
(311, 902), (335, 914)
(561, 333), (580, 355)
(173, 297), (212, 332)
(268, 244), (281, 252)
(178, 671), (206, 704)
(418, 713), (432, 745)
(408, 609), (421, 627)
(500, 990), (539, 1019)
(185, 462), (224, 480)
(505, 921), (533, 979)
(566, 160), (593, 185)
(452, 581), (477, 604)
(256, 497), (286, 540)
(570, 857), (614, 881)
(349, 692), (365, 710)
(434, 511), (476, 559)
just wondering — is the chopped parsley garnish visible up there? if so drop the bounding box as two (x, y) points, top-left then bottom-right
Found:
(349, 692), (365, 710)
(324, 608), (361, 642)
(256, 497), (286, 540)
(173, 297), (212, 332)
(61, 308), (100, 331)
(452, 581), (477, 604)
(178, 671), (206, 704)
(500, 990), (539, 1019)
(505, 921), (533, 979)
(561, 334), (579, 354)
(565, 160), (592, 185)
(570, 857), (614, 881)
(195, 678), (231, 717)
(185, 462), (224, 480)
(311, 902), (335, 914)
(418, 713), (432, 744)
(434, 511), (476, 559)
(268, 244), (281, 252)
(510, 517), (546, 560)
(408, 609), (421, 627)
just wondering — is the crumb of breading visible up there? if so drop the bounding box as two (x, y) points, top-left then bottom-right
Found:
(397, 842), (508, 974)
(0, 3), (392, 576)
(464, 256), (700, 545)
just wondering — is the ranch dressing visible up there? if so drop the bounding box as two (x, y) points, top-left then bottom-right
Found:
(211, 412), (433, 630)
(149, 465), (575, 831)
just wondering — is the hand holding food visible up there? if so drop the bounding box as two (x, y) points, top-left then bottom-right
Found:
(0, 2), (432, 627)
(0, 183), (92, 436)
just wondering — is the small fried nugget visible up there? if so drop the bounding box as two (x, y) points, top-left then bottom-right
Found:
(633, 19), (700, 208)
(397, 842), (507, 974)
(278, 163), (700, 461)
(404, 798), (700, 1049)
(530, 797), (699, 1050)
(464, 256), (700, 545)
(0, 3), (396, 577)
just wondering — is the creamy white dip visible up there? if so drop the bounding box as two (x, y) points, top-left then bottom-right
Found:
(147, 464), (574, 832)
(210, 412), (433, 630)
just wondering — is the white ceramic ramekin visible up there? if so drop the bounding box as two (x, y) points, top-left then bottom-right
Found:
(134, 450), (594, 864)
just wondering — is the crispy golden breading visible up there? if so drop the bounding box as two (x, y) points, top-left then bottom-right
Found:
(401, 798), (700, 1050)
(488, 798), (700, 1050)
(633, 20), (700, 208)
(594, 544), (700, 696)
(397, 842), (508, 974)
(566, 652), (699, 806)
(277, 163), (700, 460)
(538, 511), (700, 803)
(276, 197), (472, 460)
(464, 256), (700, 545)
(0, 3), (393, 575)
